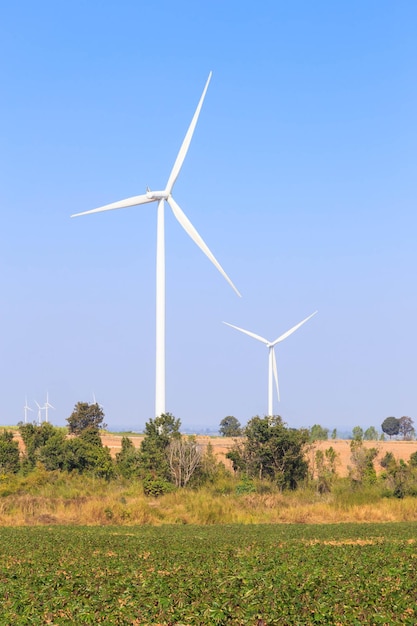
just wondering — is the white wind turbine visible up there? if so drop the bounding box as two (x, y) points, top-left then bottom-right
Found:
(72, 72), (241, 418)
(34, 401), (43, 425)
(23, 397), (33, 423)
(223, 311), (317, 417)
(43, 392), (54, 423)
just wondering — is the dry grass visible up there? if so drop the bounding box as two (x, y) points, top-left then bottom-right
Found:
(2, 471), (417, 526)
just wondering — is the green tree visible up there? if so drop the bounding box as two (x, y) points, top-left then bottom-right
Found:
(0, 430), (20, 474)
(64, 430), (114, 479)
(19, 422), (59, 468)
(331, 428), (337, 440)
(309, 424), (329, 442)
(381, 417), (400, 439)
(67, 402), (107, 435)
(364, 426), (379, 441)
(219, 416), (242, 437)
(398, 416), (415, 441)
(228, 415), (309, 490)
(115, 437), (141, 478)
(348, 440), (378, 486)
(352, 426), (363, 441)
(315, 446), (339, 494)
(139, 413), (181, 481)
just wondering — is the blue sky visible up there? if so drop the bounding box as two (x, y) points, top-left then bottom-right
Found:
(1, 1), (416, 433)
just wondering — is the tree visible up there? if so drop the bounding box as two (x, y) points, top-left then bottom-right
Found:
(19, 422), (59, 468)
(364, 426), (379, 441)
(309, 424), (329, 442)
(67, 402), (107, 435)
(115, 437), (141, 478)
(167, 436), (202, 487)
(219, 416), (242, 437)
(0, 430), (20, 474)
(348, 440), (378, 486)
(139, 413), (181, 481)
(331, 428), (337, 440)
(352, 426), (363, 441)
(315, 447), (339, 494)
(227, 415), (309, 490)
(381, 417), (400, 439)
(398, 416), (415, 441)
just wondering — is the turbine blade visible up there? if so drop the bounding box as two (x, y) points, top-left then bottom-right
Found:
(71, 193), (153, 218)
(165, 72), (212, 195)
(272, 348), (280, 402)
(168, 196), (241, 297)
(223, 321), (268, 344)
(271, 311), (317, 346)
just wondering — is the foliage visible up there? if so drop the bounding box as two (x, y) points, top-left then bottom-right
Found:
(115, 436), (141, 478)
(19, 422), (60, 469)
(1, 523), (417, 624)
(315, 446), (339, 494)
(0, 430), (20, 474)
(364, 426), (379, 440)
(142, 475), (174, 497)
(398, 415), (415, 440)
(381, 416), (400, 439)
(219, 415), (242, 437)
(351, 425), (363, 441)
(67, 402), (107, 434)
(139, 413), (181, 481)
(228, 415), (309, 490)
(331, 428), (337, 439)
(348, 440), (378, 486)
(309, 424), (329, 442)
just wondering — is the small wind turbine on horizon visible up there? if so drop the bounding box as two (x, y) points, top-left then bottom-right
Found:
(72, 72), (241, 418)
(223, 311), (317, 417)
(43, 392), (54, 423)
(23, 397), (33, 424)
(34, 401), (43, 425)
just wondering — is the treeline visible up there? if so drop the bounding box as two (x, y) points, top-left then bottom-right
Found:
(2, 403), (417, 501)
(220, 415), (416, 441)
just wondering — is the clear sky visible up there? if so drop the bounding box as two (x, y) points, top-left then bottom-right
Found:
(1, 1), (416, 433)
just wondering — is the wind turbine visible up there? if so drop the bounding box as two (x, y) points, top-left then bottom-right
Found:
(72, 72), (241, 418)
(23, 397), (33, 424)
(43, 392), (54, 423)
(223, 311), (317, 417)
(34, 401), (43, 425)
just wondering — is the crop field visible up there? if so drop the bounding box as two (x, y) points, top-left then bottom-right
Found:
(1, 523), (416, 625)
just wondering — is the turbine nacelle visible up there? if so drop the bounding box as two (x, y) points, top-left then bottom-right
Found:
(146, 190), (169, 201)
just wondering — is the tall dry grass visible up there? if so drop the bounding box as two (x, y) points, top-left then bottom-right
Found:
(1, 469), (417, 525)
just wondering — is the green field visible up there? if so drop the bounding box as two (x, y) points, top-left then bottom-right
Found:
(1, 523), (416, 625)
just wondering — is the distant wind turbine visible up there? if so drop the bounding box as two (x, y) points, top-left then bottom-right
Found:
(34, 401), (43, 425)
(223, 311), (317, 416)
(72, 72), (241, 418)
(23, 397), (33, 424)
(43, 392), (54, 423)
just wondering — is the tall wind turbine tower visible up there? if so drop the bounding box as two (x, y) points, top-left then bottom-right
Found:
(43, 393), (55, 423)
(72, 73), (240, 418)
(23, 397), (33, 424)
(224, 312), (317, 417)
(34, 401), (43, 425)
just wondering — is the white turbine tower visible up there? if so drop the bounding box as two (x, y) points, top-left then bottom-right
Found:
(72, 72), (241, 418)
(23, 397), (33, 423)
(34, 401), (43, 425)
(224, 311), (317, 417)
(43, 392), (55, 423)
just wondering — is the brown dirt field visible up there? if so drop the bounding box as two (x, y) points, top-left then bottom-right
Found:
(13, 432), (417, 477)
(101, 435), (417, 477)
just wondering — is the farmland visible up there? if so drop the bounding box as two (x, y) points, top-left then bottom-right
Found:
(1, 522), (416, 624)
